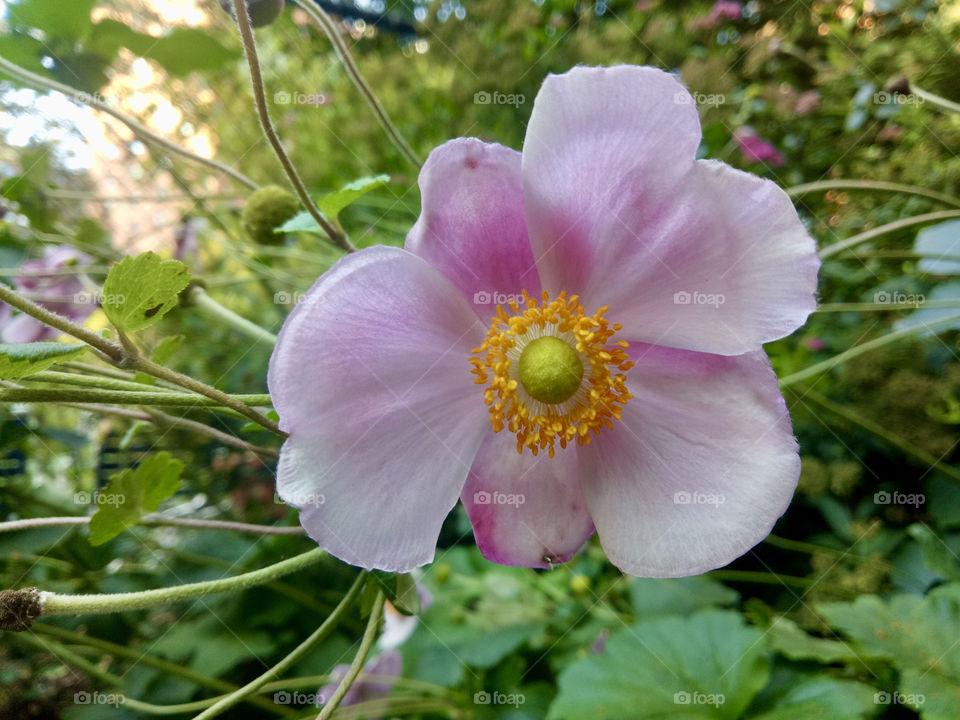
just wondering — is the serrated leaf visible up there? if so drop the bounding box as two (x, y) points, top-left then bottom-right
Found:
(0, 342), (86, 379)
(101, 252), (190, 332)
(88, 452), (183, 545)
(276, 175), (391, 235)
(751, 676), (881, 720)
(548, 609), (769, 720)
(317, 175), (390, 220)
(767, 616), (862, 664)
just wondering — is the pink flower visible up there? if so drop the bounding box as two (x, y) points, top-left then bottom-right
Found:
(317, 650), (401, 714)
(268, 66), (819, 578)
(735, 128), (786, 167)
(689, 1), (742, 30)
(1, 245), (95, 343)
(794, 90), (821, 115)
(805, 337), (826, 352)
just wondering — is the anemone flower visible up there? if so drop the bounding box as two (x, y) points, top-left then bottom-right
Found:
(1, 245), (95, 343)
(268, 65), (819, 578)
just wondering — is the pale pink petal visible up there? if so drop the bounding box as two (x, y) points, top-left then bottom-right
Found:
(1, 313), (52, 343)
(462, 429), (594, 568)
(406, 138), (540, 318)
(579, 345), (800, 577)
(522, 65), (701, 295)
(268, 246), (490, 572)
(523, 65), (818, 355)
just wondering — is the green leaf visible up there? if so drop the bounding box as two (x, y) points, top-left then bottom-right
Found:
(0, 342), (86, 379)
(630, 576), (739, 617)
(548, 610), (769, 719)
(276, 175), (391, 234)
(316, 175), (391, 221)
(751, 676), (880, 720)
(393, 573), (421, 616)
(818, 584), (960, 720)
(101, 252), (190, 332)
(907, 524), (960, 581)
(88, 452), (184, 545)
(766, 616), (862, 664)
(89, 20), (239, 77)
(7, 0), (96, 42)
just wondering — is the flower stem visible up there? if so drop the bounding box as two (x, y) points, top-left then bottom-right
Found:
(0, 56), (257, 189)
(316, 589), (385, 720)
(230, 0), (353, 253)
(189, 286), (278, 345)
(191, 572), (368, 720)
(300, 0), (421, 169)
(815, 300), (960, 313)
(787, 179), (960, 208)
(0, 386), (271, 407)
(24, 370), (179, 393)
(0, 515), (302, 535)
(818, 209), (960, 259)
(36, 548), (324, 618)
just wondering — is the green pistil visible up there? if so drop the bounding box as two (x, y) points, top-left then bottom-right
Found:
(518, 336), (583, 405)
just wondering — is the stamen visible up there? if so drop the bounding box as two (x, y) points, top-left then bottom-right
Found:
(470, 291), (634, 458)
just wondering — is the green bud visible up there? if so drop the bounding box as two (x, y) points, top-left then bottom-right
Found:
(242, 185), (299, 245)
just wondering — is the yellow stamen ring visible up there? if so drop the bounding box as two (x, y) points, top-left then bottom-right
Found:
(470, 291), (634, 458)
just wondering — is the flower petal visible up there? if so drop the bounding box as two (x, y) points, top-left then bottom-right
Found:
(523, 65), (818, 355)
(268, 246), (490, 572)
(522, 65), (702, 295)
(579, 344), (800, 577)
(462, 429), (594, 568)
(407, 138), (540, 317)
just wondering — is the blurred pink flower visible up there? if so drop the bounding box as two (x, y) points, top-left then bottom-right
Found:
(269, 66), (819, 578)
(805, 337), (826, 352)
(794, 90), (821, 115)
(735, 128), (786, 167)
(689, 1), (742, 30)
(1, 245), (95, 343)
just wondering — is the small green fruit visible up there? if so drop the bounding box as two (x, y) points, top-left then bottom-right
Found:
(219, 0), (286, 28)
(242, 185), (299, 245)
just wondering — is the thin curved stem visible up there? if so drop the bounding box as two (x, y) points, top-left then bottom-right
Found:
(300, 0), (421, 169)
(910, 83), (960, 114)
(191, 572), (367, 720)
(24, 370), (180, 393)
(231, 0), (353, 252)
(316, 589), (385, 720)
(37, 548), (324, 617)
(818, 209), (960, 259)
(0, 56), (257, 190)
(0, 387), (271, 407)
(815, 300), (960, 313)
(189, 286), (278, 345)
(787, 179), (960, 209)
(0, 515), (302, 535)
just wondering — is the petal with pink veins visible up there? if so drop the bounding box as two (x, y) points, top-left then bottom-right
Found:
(268, 246), (490, 572)
(462, 429), (594, 568)
(407, 138), (540, 318)
(523, 65), (818, 355)
(579, 344), (800, 577)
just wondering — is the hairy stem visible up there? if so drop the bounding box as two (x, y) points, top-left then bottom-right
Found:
(0, 514), (302, 535)
(231, 0), (353, 252)
(0, 386), (271, 407)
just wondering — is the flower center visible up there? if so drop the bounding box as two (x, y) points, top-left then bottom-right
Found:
(518, 336), (583, 404)
(470, 291), (634, 457)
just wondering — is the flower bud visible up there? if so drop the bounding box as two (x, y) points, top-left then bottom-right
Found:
(242, 185), (299, 245)
(219, 0), (285, 28)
